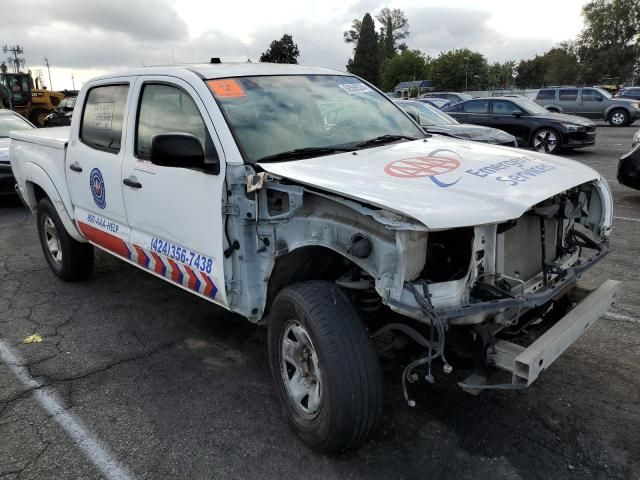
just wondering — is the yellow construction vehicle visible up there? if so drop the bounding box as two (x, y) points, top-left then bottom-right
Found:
(0, 71), (64, 126)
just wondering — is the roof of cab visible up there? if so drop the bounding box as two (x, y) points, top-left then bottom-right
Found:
(89, 62), (346, 82)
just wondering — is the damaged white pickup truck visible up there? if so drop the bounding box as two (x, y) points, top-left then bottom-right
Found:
(10, 63), (619, 453)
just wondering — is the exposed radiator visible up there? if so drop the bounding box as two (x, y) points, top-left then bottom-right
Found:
(502, 214), (558, 281)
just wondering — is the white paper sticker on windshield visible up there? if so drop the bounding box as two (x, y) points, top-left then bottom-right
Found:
(339, 83), (373, 95)
(93, 102), (115, 129)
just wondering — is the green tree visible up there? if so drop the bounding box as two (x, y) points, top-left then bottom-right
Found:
(515, 46), (578, 88)
(343, 18), (362, 46)
(259, 34), (300, 64)
(380, 49), (430, 91)
(347, 13), (380, 86)
(576, 0), (640, 85)
(376, 8), (410, 60)
(431, 48), (487, 91)
(486, 61), (516, 89)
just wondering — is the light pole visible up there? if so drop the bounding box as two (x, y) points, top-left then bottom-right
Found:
(464, 57), (470, 91)
(71, 75), (75, 90)
(44, 57), (53, 90)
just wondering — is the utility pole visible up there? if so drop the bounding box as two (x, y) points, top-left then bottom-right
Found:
(71, 75), (75, 90)
(464, 57), (469, 92)
(44, 57), (53, 90)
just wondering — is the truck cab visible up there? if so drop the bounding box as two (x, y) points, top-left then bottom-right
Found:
(10, 64), (619, 453)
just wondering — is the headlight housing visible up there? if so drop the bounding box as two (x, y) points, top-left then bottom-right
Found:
(561, 123), (582, 132)
(632, 102), (640, 109)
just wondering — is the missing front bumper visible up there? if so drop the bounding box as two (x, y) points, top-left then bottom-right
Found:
(462, 279), (619, 393)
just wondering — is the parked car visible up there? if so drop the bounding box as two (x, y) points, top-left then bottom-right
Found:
(534, 87), (640, 126)
(10, 64), (618, 453)
(617, 130), (640, 190)
(444, 96), (596, 154)
(421, 92), (473, 104)
(0, 109), (35, 195)
(416, 97), (452, 110)
(614, 87), (640, 101)
(44, 96), (77, 127)
(396, 100), (517, 146)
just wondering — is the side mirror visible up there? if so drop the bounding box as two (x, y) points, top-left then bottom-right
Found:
(150, 133), (218, 174)
(512, 110), (523, 118)
(407, 111), (420, 123)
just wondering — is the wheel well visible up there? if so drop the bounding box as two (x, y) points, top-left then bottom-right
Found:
(266, 246), (355, 310)
(31, 183), (47, 205)
(609, 107), (628, 118)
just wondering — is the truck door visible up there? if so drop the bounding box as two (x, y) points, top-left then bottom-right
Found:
(120, 78), (228, 307)
(66, 81), (133, 258)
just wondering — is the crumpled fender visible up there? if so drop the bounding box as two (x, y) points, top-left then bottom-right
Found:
(21, 162), (86, 243)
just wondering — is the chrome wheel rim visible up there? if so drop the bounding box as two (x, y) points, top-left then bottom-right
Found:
(611, 112), (625, 125)
(280, 321), (322, 419)
(43, 216), (63, 265)
(533, 130), (558, 153)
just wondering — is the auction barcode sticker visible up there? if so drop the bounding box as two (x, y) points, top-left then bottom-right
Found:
(339, 83), (373, 95)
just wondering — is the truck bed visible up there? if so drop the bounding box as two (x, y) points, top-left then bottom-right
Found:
(10, 126), (70, 149)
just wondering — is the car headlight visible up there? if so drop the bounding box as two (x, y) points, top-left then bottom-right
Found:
(632, 130), (640, 148)
(561, 123), (581, 132)
(632, 102), (640, 109)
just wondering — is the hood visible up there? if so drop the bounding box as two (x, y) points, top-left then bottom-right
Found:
(259, 137), (600, 230)
(0, 138), (9, 164)
(538, 112), (595, 126)
(425, 124), (514, 143)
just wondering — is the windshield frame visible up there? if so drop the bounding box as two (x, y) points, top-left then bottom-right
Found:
(207, 74), (425, 164)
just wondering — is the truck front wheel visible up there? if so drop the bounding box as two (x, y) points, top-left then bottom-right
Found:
(36, 198), (94, 281)
(268, 281), (383, 453)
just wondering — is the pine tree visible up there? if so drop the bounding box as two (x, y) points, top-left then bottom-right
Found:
(347, 13), (380, 86)
(260, 34), (300, 64)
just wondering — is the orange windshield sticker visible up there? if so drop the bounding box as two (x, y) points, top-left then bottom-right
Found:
(207, 79), (246, 98)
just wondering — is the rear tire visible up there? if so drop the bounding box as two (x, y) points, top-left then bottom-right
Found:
(29, 108), (49, 128)
(608, 109), (629, 127)
(268, 281), (383, 453)
(37, 198), (94, 281)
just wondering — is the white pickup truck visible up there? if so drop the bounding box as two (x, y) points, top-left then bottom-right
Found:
(10, 63), (619, 453)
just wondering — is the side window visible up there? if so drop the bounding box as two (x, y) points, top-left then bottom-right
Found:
(136, 83), (215, 161)
(536, 89), (555, 101)
(582, 89), (603, 102)
(463, 100), (489, 114)
(559, 89), (578, 101)
(80, 84), (129, 153)
(492, 100), (518, 114)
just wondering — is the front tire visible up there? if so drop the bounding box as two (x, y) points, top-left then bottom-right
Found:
(532, 127), (560, 154)
(37, 198), (94, 281)
(609, 109), (629, 127)
(268, 281), (383, 453)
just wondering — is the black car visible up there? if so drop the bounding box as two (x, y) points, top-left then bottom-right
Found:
(44, 96), (76, 127)
(618, 130), (640, 190)
(444, 97), (596, 154)
(395, 100), (517, 146)
(615, 87), (640, 101)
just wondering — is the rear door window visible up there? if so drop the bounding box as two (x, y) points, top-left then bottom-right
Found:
(581, 89), (603, 102)
(536, 89), (556, 101)
(80, 84), (129, 153)
(463, 100), (489, 114)
(559, 89), (578, 101)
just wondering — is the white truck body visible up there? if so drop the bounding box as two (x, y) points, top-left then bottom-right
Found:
(10, 63), (619, 451)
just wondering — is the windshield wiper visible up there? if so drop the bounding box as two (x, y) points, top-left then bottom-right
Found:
(256, 146), (354, 163)
(354, 134), (420, 148)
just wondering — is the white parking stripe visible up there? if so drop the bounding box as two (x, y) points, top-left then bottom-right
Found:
(602, 312), (640, 324)
(0, 340), (134, 480)
(614, 216), (640, 223)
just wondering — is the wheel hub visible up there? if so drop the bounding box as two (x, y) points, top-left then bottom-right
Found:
(43, 216), (62, 265)
(534, 130), (557, 153)
(612, 112), (625, 125)
(280, 321), (322, 419)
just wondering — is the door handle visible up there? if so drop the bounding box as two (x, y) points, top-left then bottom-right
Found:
(69, 162), (82, 172)
(123, 177), (142, 189)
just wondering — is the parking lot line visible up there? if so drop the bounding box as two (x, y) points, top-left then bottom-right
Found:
(613, 216), (640, 223)
(602, 312), (640, 324)
(0, 339), (134, 480)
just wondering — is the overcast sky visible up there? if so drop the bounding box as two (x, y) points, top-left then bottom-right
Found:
(1, 0), (589, 90)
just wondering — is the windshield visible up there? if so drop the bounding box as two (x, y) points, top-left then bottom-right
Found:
(595, 88), (613, 99)
(515, 98), (553, 115)
(0, 115), (33, 138)
(208, 75), (424, 163)
(396, 101), (458, 126)
(59, 97), (76, 109)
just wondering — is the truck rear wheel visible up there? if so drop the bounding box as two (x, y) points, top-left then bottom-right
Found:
(268, 281), (383, 453)
(37, 198), (94, 281)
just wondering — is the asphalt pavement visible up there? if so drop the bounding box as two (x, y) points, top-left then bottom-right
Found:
(1, 125), (639, 479)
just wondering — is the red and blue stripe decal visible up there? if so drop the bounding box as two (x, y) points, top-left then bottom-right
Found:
(77, 221), (217, 300)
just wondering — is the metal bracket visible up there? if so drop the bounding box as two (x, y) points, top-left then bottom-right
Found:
(222, 202), (240, 216)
